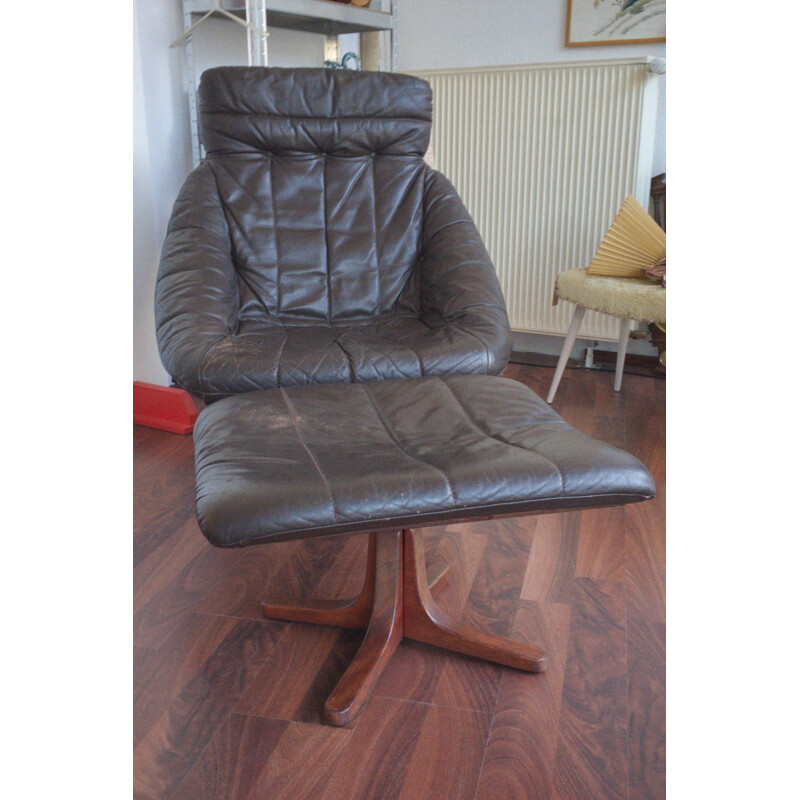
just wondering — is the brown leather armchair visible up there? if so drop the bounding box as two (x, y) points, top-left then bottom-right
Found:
(155, 67), (512, 401)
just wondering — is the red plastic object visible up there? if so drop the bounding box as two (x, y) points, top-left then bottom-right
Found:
(133, 381), (199, 435)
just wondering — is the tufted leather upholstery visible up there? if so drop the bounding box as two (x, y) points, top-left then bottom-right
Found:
(193, 375), (656, 547)
(155, 67), (512, 401)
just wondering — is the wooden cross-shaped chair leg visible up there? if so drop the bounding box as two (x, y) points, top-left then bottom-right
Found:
(261, 529), (545, 726)
(261, 534), (377, 629)
(402, 530), (547, 672)
(260, 533), (449, 630)
(323, 531), (404, 725)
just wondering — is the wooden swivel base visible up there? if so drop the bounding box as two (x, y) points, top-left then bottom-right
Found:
(261, 529), (547, 726)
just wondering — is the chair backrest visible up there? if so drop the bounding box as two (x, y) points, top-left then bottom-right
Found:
(198, 67), (433, 325)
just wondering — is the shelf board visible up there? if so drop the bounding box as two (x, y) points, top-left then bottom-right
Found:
(185, 0), (393, 36)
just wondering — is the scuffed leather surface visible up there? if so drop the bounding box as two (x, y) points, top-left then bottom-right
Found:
(193, 376), (656, 547)
(155, 67), (512, 400)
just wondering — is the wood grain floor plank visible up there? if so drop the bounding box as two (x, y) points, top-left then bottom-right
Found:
(462, 517), (535, 636)
(196, 540), (304, 620)
(396, 704), (492, 800)
(474, 600), (572, 800)
(133, 427), (197, 566)
(429, 650), (504, 714)
(311, 532), (370, 600)
(292, 628), (366, 723)
(372, 638), (445, 705)
(627, 618), (666, 800)
(520, 514), (578, 604)
(587, 379), (628, 446)
(133, 615), (286, 800)
(134, 495), (196, 570)
(551, 578), (628, 800)
(503, 363), (553, 399)
(623, 375), (665, 626)
(134, 539), (247, 649)
(198, 534), (360, 622)
(133, 516), (207, 615)
(244, 720), (352, 800)
(171, 712), (288, 800)
(134, 613), (230, 748)
(624, 378), (665, 484)
(322, 695), (489, 800)
(425, 525), (489, 617)
(549, 366), (599, 438)
(235, 623), (362, 723)
(277, 536), (358, 599)
(323, 695), (430, 800)
(625, 496), (666, 623)
(574, 505), (626, 583)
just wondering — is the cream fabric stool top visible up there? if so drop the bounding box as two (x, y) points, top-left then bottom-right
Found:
(547, 268), (666, 403)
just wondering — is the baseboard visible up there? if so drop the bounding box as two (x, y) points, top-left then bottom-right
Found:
(509, 351), (573, 368)
(509, 349), (665, 380)
(592, 350), (665, 378)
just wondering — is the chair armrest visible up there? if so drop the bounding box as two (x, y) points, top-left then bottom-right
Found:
(155, 163), (239, 395)
(419, 168), (512, 373)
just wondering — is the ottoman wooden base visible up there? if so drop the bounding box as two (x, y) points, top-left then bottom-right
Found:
(261, 528), (546, 726)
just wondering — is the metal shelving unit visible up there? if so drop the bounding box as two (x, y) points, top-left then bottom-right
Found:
(177, 0), (398, 165)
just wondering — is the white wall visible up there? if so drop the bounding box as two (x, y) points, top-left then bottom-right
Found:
(192, 17), (328, 76)
(133, 10), (169, 386)
(133, 0), (327, 385)
(134, 0), (192, 385)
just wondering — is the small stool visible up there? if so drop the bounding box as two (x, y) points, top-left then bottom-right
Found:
(547, 268), (666, 403)
(193, 375), (655, 725)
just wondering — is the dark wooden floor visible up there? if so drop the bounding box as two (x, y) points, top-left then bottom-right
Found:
(133, 364), (665, 800)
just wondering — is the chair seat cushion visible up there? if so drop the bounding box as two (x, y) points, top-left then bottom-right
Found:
(193, 375), (655, 547)
(196, 316), (507, 400)
(556, 268), (666, 323)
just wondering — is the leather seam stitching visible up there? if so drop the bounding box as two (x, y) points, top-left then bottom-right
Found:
(279, 389), (341, 525)
(450, 324), (491, 371)
(374, 324), (424, 376)
(322, 153), (332, 322)
(360, 383), (457, 504)
(273, 327), (289, 386)
(370, 155), (380, 315)
(211, 159), (277, 322)
(266, 157), (282, 317)
(438, 380), (567, 494)
(192, 163), (238, 392)
(333, 336), (356, 382)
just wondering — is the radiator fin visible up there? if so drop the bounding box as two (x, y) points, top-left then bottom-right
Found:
(412, 60), (659, 339)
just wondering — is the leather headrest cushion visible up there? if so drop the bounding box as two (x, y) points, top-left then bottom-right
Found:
(199, 66), (432, 156)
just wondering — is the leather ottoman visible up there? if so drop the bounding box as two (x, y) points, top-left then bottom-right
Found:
(193, 375), (654, 724)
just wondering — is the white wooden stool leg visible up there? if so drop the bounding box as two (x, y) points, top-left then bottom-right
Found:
(547, 305), (586, 404)
(614, 318), (632, 392)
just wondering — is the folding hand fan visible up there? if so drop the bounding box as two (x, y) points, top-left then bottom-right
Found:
(587, 195), (666, 279)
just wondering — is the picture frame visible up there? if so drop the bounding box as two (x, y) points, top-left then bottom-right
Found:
(566, 0), (666, 47)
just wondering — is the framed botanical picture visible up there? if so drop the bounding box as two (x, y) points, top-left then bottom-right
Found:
(566, 0), (666, 47)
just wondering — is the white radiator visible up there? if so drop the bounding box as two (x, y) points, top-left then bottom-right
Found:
(411, 58), (660, 340)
